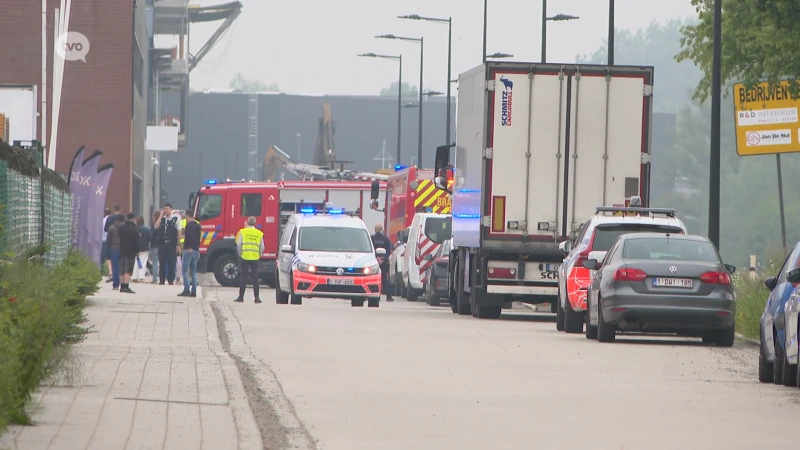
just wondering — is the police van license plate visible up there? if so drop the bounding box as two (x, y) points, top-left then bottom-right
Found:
(328, 278), (354, 285)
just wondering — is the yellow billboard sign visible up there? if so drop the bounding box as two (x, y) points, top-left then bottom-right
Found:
(733, 81), (800, 156)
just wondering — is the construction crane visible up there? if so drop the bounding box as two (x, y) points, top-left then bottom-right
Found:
(314, 103), (335, 166)
(263, 145), (387, 182)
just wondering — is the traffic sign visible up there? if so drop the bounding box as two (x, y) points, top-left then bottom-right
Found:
(733, 80), (800, 156)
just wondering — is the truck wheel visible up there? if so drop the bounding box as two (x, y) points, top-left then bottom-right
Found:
(275, 273), (289, 305)
(213, 254), (239, 287)
(563, 299), (584, 334)
(368, 298), (380, 308)
(351, 298), (365, 307)
(475, 305), (501, 319)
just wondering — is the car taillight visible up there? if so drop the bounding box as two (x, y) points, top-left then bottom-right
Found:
(488, 267), (516, 279)
(614, 268), (647, 282)
(699, 271), (731, 285)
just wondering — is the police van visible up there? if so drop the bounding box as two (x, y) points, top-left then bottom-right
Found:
(275, 205), (386, 308)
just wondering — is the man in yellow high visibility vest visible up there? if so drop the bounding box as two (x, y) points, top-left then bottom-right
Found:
(234, 216), (265, 304)
(179, 216), (200, 247)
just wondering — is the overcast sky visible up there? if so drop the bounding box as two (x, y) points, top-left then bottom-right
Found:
(183, 0), (698, 96)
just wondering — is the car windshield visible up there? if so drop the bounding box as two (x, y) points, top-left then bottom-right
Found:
(622, 237), (720, 262)
(298, 226), (373, 253)
(424, 217), (452, 243)
(592, 224), (683, 252)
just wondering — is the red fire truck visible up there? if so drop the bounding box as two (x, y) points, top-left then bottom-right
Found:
(384, 166), (452, 244)
(189, 179), (387, 287)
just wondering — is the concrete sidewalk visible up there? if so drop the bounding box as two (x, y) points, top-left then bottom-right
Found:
(0, 282), (263, 450)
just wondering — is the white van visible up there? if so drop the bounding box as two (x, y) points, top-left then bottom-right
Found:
(402, 213), (452, 301)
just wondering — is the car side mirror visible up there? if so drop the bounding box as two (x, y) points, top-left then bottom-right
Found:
(558, 240), (572, 253)
(423, 254), (433, 261)
(280, 244), (294, 254)
(764, 276), (777, 291)
(375, 248), (387, 256)
(582, 259), (599, 270)
(724, 264), (736, 274)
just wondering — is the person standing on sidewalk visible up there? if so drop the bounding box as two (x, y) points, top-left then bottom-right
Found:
(132, 216), (151, 283)
(178, 210), (202, 298)
(102, 208), (111, 280)
(154, 203), (181, 285)
(118, 213), (140, 294)
(150, 209), (161, 283)
(107, 214), (124, 290)
(234, 216), (264, 304)
(371, 223), (394, 302)
(103, 204), (122, 282)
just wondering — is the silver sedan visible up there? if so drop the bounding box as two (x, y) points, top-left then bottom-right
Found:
(583, 233), (736, 346)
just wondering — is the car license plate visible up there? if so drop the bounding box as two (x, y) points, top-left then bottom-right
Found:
(545, 264), (560, 273)
(652, 278), (693, 288)
(328, 278), (354, 285)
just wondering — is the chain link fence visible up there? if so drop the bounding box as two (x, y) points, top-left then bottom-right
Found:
(0, 139), (72, 266)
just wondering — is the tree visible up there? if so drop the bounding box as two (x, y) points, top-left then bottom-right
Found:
(379, 81), (418, 98)
(577, 18), (702, 113)
(229, 73), (280, 93)
(676, 0), (800, 101)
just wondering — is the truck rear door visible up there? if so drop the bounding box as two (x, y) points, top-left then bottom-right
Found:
(486, 64), (652, 241)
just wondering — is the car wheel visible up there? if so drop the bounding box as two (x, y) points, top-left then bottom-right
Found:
(563, 298), (584, 334)
(351, 298), (365, 307)
(585, 309), (598, 340)
(288, 275), (302, 305)
(368, 298), (380, 308)
(275, 273), (289, 305)
(783, 345), (797, 387)
(596, 298), (616, 343)
(556, 296), (565, 332)
(774, 340), (785, 385)
(758, 340), (775, 383)
(714, 325), (735, 348)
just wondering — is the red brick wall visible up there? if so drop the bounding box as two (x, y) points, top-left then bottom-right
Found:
(0, 0), (134, 211)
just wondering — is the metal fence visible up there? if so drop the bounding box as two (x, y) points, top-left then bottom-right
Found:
(0, 139), (72, 266)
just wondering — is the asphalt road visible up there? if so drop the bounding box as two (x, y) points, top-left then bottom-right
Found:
(207, 283), (800, 450)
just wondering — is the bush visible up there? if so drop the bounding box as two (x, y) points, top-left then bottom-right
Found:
(733, 255), (782, 341)
(0, 247), (99, 431)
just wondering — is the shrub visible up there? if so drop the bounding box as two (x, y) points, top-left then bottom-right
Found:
(0, 247), (99, 430)
(733, 255), (782, 341)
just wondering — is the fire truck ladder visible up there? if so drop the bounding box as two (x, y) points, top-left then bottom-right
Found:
(248, 93), (258, 180)
(283, 162), (388, 182)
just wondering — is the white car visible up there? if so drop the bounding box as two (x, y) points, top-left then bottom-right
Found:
(402, 213), (452, 301)
(275, 207), (386, 308)
(556, 204), (688, 333)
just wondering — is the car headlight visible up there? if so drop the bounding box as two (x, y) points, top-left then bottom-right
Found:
(297, 262), (317, 273)
(363, 265), (379, 275)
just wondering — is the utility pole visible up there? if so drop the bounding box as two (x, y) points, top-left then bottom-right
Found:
(708, 0), (722, 249)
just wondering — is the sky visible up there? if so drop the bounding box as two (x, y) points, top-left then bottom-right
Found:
(180, 0), (699, 96)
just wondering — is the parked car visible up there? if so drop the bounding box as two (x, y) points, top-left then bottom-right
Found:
(583, 232), (736, 346)
(782, 285), (800, 388)
(423, 239), (452, 306)
(758, 242), (800, 386)
(557, 205), (688, 334)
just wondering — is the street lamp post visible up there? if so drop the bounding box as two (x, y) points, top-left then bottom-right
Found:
(358, 53), (403, 163)
(377, 34), (424, 167)
(541, 0), (579, 63)
(708, 0), (722, 249)
(483, 0), (488, 63)
(398, 15), (453, 147)
(608, 0), (615, 65)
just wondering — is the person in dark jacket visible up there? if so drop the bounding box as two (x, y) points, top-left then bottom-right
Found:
(154, 203), (180, 285)
(118, 213), (141, 294)
(107, 214), (124, 290)
(150, 210), (161, 283)
(179, 210), (202, 297)
(103, 204), (122, 282)
(133, 216), (151, 282)
(371, 223), (393, 302)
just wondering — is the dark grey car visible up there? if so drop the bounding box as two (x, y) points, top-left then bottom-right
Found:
(583, 233), (737, 346)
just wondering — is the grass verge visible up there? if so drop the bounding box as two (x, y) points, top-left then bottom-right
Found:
(0, 248), (100, 432)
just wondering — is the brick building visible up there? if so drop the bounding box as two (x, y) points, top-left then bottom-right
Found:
(0, 0), (153, 214)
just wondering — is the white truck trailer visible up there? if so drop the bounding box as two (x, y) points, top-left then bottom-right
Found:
(435, 62), (655, 319)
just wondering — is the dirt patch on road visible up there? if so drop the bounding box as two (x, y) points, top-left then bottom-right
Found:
(210, 295), (317, 450)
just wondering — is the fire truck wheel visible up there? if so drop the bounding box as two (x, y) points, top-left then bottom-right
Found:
(213, 254), (240, 288)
